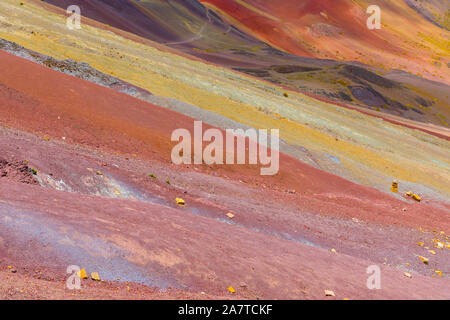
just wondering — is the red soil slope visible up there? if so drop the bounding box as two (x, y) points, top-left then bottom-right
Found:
(2, 180), (449, 299)
(0, 50), (448, 232)
(202, 0), (387, 56)
(201, 0), (449, 84)
(1, 51), (449, 299)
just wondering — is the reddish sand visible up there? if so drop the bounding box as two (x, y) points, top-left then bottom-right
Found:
(200, 0), (449, 86)
(201, 0), (398, 56)
(0, 51), (449, 299)
(2, 179), (449, 299)
(0, 50), (448, 232)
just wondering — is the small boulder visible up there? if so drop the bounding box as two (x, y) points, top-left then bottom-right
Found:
(324, 290), (335, 297)
(77, 268), (88, 279)
(91, 272), (101, 281)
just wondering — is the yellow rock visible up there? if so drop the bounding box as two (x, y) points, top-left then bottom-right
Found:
(428, 250), (436, 255)
(405, 191), (412, 197)
(417, 242), (424, 246)
(391, 181), (398, 193)
(91, 272), (101, 281)
(435, 242), (444, 249)
(175, 198), (185, 206)
(226, 212), (235, 219)
(77, 269), (88, 279)
(412, 194), (421, 202)
(330, 249), (337, 253)
(435, 270), (442, 277)
(403, 272), (412, 278)
(418, 255), (429, 264)
(228, 286), (236, 293)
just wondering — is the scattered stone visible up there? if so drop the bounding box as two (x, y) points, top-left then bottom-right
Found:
(412, 194), (421, 202)
(96, 171), (103, 176)
(428, 250), (436, 255)
(403, 272), (412, 278)
(405, 191), (412, 197)
(391, 180), (398, 193)
(418, 255), (429, 264)
(149, 174), (157, 180)
(435, 270), (442, 277)
(330, 248), (337, 253)
(417, 242), (424, 246)
(324, 290), (335, 297)
(175, 198), (185, 206)
(77, 269), (88, 279)
(226, 212), (235, 219)
(228, 286), (236, 293)
(239, 282), (247, 288)
(91, 272), (101, 281)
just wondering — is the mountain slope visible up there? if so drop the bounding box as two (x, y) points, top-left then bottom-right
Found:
(0, 0), (449, 300)
(0, 50), (449, 299)
(38, 0), (450, 127)
(200, 0), (449, 84)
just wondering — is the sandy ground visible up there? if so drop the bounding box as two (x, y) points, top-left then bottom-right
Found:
(0, 62), (448, 298)
(0, 0), (448, 300)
